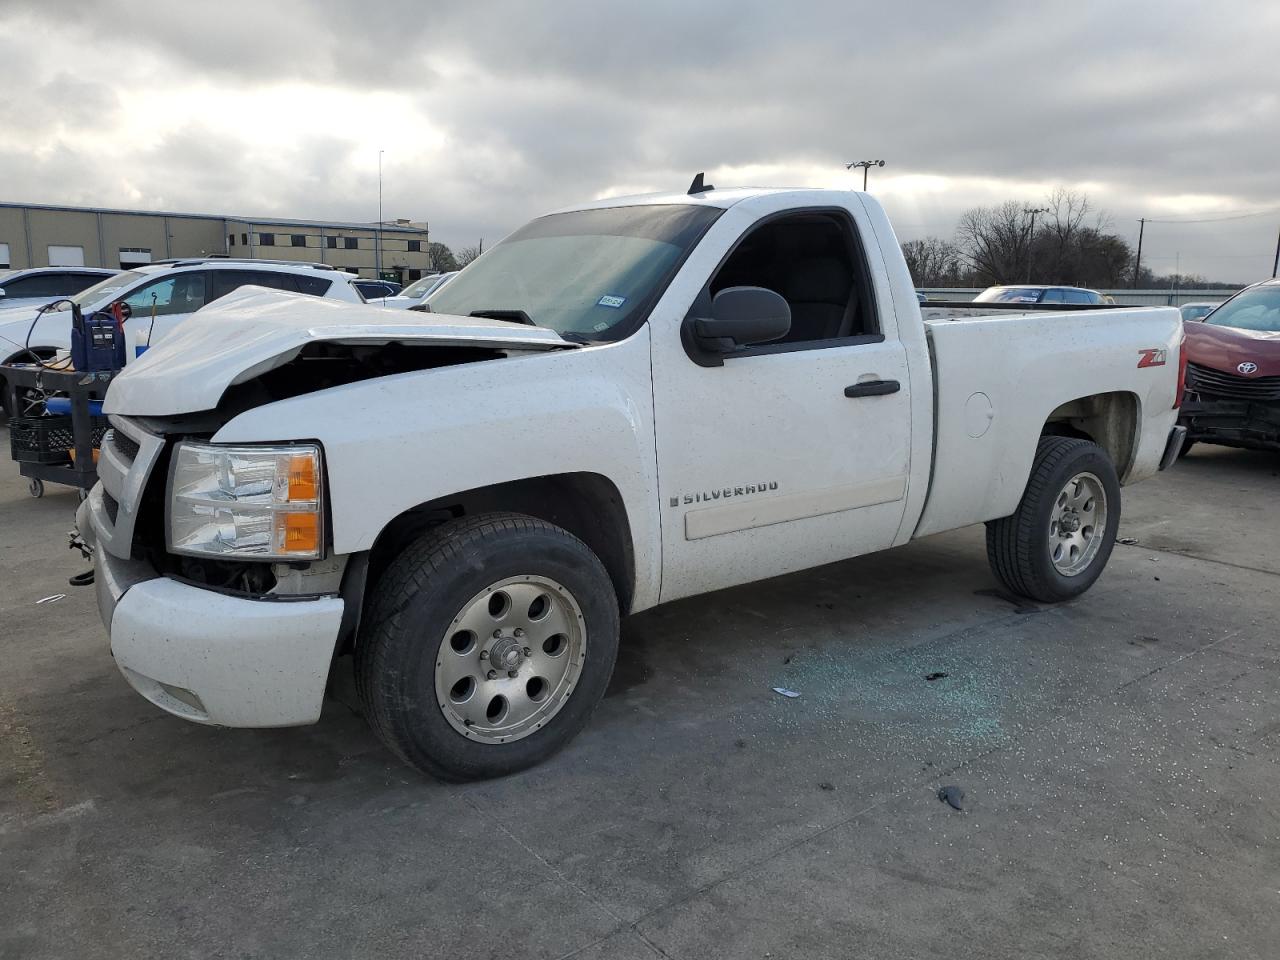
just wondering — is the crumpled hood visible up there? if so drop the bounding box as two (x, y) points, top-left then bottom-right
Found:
(104, 287), (577, 415)
(1185, 319), (1280, 378)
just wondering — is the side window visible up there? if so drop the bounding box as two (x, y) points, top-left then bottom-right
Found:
(210, 270), (298, 301)
(705, 211), (877, 347)
(71, 273), (107, 293)
(294, 275), (332, 297)
(1065, 289), (1095, 305)
(1040, 288), (1066, 303)
(122, 272), (208, 317)
(0, 276), (41, 297)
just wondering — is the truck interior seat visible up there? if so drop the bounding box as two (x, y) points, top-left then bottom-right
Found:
(780, 257), (853, 342)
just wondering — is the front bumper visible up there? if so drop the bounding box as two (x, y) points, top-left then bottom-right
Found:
(1179, 398), (1280, 452)
(89, 497), (345, 728)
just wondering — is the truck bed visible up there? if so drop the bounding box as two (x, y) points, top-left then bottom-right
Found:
(912, 306), (1182, 539)
(920, 301), (1133, 323)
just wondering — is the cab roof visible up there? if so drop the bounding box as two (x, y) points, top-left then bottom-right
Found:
(549, 186), (861, 216)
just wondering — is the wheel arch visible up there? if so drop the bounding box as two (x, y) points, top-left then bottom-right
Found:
(355, 472), (637, 643)
(1042, 390), (1141, 482)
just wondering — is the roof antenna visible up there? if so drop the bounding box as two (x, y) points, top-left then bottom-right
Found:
(687, 172), (714, 195)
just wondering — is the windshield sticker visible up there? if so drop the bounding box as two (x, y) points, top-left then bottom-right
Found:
(597, 295), (626, 308)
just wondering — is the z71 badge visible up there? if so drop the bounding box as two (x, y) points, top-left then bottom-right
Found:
(1137, 348), (1167, 368)
(671, 481), (778, 508)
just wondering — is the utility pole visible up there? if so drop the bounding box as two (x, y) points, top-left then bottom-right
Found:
(376, 149), (384, 279)
(1132, 218), (1146, 288)
(845, 159), (885, 191)
(1023, 207), (1048, 283)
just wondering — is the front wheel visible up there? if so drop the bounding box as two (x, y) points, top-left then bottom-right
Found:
(986, 436), (1121, 603)
(356, 513), (619, 781)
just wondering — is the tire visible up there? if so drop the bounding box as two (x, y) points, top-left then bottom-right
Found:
(985, 436), (1121, 604)
(355, 512), (620, 782)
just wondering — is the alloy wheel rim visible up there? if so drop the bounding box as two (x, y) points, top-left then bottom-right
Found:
(1048, 471), (1107, 576)
(434, 575), (586, 744)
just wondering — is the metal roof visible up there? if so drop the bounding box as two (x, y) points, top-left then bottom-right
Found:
(0, 200), (428, 234)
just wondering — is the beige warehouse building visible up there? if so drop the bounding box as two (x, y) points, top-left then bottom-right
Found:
(0, 201), (432, 282)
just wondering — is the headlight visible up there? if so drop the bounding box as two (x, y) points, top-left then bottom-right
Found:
(168, 442), (325, 561)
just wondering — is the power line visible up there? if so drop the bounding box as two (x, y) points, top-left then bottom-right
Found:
(1142, 207), (1280, 225)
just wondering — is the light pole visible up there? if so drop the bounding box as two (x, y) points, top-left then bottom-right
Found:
(376, 149), (384, 279)
(1132, 218), (1146, 288)
(1023, 207), (1049, 283)
(845, 159), (885, 191)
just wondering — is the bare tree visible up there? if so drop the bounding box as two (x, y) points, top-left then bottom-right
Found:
(456, 244), (483, 267)
(1039, 188), (1091, 281)
(901, 237), (966, 286)
(955, 200), (1038, 284)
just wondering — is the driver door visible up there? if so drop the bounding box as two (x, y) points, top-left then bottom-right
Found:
(650, 205), (913, 603)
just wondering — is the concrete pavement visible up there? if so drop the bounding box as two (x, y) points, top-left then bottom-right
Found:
(1, 433), (1277, 959)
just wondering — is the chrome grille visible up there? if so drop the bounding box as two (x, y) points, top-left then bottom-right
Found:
(1187, 362), (1280, 402)
(109, 429), (141, 464)
(89, 415), (165, 560)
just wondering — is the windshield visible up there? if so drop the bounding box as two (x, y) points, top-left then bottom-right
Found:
(974, 286), (1042, 303)
(427, 204), (723, 340)
(401, 274), (444, 298)
(1204, 286), (1280, 333)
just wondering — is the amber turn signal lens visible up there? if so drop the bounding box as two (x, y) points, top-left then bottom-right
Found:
(288, 454), (318, 501)
(280, 512), (320, 555)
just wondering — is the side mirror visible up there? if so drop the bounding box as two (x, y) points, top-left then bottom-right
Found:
(113, 301), (133, 321)
(690, 286), (790, 354)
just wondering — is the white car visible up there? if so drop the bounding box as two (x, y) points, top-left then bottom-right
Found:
(973, 284), (1109, 305)
(0, 267), (119, 311)
(0, 258), (363, 370)
(373, 271), (457, 310)
(84, 186), (1185, 782)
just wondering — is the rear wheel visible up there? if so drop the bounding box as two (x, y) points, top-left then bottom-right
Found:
(986, 437), (1121, 603)
(356, 512), (619, 781)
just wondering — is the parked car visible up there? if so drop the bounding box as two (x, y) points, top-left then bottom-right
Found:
(1179, 301), (1218, 322)
(973, 284), (1109, 305)
(915, 291), (928, 304)
(353, 278), (403, 301)
(1178, 279), (1280, 453)
(82, 186), (1184, 781)
(0, 259), (363, 411)
(376, 271), (458, 310)
(0, 267), (119, 310)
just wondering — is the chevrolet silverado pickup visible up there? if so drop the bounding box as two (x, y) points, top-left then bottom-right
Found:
(79, 185), (1188, 781)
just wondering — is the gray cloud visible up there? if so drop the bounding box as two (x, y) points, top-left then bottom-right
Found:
(2, 0), (1278, 279)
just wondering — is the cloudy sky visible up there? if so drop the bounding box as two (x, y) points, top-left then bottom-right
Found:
(3, 0), (1278, 282)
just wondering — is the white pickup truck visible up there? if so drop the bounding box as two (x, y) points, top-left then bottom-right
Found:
(81, 185), (1187, 781)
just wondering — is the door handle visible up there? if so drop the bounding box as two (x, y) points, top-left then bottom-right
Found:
(844, 379), (900, 398)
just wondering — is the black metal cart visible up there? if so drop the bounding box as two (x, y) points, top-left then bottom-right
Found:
(3, 364), (116, 498)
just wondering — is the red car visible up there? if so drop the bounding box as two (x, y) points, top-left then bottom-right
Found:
(1179, 278), (1280, 453)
